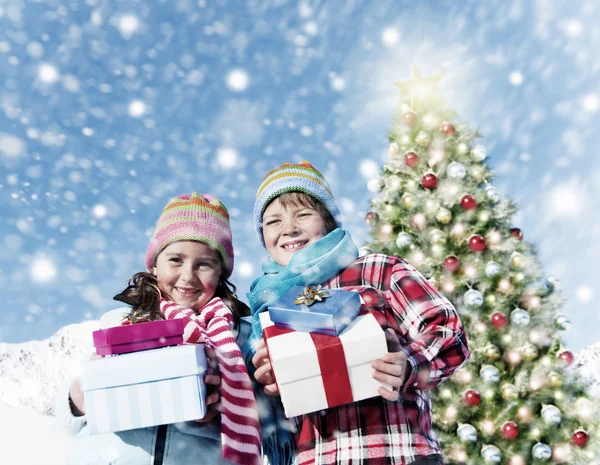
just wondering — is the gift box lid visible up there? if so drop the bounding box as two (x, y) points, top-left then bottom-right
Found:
(260, 311), (386, 385)
(81, 344), (206, 392)
(93, 319), (184, 348)
(268, 286), (361, 335)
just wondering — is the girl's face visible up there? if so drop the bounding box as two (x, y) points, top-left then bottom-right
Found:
(153, 241), (222, 311)
(262, 198), (328, 266)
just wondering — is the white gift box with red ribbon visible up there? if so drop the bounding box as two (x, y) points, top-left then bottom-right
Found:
(260, 311), (388, 418)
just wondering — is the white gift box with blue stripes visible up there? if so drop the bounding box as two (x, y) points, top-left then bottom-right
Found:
(81, 344), (207, 435)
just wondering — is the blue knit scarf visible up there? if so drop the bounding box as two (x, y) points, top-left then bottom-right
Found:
(242, 228), (358, 465)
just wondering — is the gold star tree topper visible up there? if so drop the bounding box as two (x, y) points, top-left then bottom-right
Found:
(394, 65), (443, 101)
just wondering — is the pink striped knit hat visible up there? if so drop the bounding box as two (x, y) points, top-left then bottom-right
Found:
(145, 193), (234, 278)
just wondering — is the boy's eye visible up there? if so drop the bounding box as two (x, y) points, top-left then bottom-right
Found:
(265, 219), (280, 226)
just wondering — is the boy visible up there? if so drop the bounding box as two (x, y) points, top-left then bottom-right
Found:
(247, 161), (469, 465)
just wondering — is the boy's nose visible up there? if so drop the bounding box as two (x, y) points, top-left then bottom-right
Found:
(282, 220), (300, 235)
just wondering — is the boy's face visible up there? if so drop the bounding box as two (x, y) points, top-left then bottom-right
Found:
(153, 240), (222, 311)
(262, 198), (328, 266)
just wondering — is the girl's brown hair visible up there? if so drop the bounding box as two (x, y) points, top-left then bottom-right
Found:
(266, 191), (337, 233)
(114, 256), (248, 327)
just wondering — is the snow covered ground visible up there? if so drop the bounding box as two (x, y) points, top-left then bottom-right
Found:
(0, 401), (72, 465)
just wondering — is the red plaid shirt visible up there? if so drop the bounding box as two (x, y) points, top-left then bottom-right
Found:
(292, 254), (470, 465)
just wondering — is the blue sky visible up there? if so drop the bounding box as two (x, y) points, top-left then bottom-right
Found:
(1, 0), (598, 351)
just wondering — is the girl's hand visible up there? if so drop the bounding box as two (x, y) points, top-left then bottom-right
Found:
(371, 328), (408, 401)
(69, 352), (103, 416)
(251, 339), (279, 396)
(69, 377), (87, 416)
(196, 348), (221, 423)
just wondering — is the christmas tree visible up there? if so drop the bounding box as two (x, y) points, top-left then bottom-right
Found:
(364, 66), (598, 465)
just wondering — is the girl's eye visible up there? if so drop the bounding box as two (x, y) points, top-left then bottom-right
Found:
(197, 262), (215, 270)
(169, 257), (183, 264)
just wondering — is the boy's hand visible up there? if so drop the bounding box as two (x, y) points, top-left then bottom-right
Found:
(196, 348), (221, 423)
(371, 328), (408, 401)
(251, 339), (279, 396)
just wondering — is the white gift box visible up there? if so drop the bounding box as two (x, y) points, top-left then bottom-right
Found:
(81, 344), (207, 434)
(260, 312), (388, 418)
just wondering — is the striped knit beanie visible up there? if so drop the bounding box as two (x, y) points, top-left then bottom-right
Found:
(145, 193), (234, 278)
(254, 160), (342, 247)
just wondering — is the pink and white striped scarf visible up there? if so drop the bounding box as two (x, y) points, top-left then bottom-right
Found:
(160, 297), (261, 465)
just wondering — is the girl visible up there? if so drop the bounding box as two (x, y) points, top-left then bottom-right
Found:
(56, 192), (261, 465)
(245, 161), (470, 465)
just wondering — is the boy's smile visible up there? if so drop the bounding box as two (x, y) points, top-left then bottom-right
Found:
(262, 198), (328, 266)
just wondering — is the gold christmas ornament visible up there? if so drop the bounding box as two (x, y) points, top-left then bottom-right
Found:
(484, 344), (501, 361)
(456, 142), (469, 154)
(485, 293), (496, 305)
(517, 406), (532, 422)
(501, 383), (519, 400)
(521, 343), (539, 361)
(510, 252), (526, 269)
(401, 193), (417, 209)
(469, 165), (486, 182)
(431, 244), (444, 257)
(429, 228), (446, 244)
(548, 371), (562, 387)
(436, 208), (452, 224)
(415, 131), (431, 147)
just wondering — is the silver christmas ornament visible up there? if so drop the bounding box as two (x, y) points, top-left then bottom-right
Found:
(358, 246), (373, 258)
(546, 275), (560, 291)
(541, 404), (561, 424)
(471, 144), (487, 161)
(510, 308), (530, 326)
(481, 445), (501, 464)
(485, 261), (501, 277)
(480, 365), (500, 383)
(464, 289), (484, 308)
(396, 232), (413, 249)
(367, 178), (382, 193)
(388, 142), (400, 157)
(485, 184), (500, 203)
(446, 161), (466, 179)
(457, 423), (477, 442)
(555, 314), (571, 331)
(532, 443), (552, 460)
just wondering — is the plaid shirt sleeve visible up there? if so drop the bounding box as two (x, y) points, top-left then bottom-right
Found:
(344, 254), (470, 391)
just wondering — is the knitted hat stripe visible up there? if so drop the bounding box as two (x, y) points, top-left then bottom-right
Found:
(151, 233), (229, 270)
(145, 192), (234, 277)
(163, 198), (229, 219)
(158, 209), (229, 228)
(256, 169), (333, 199)
(253, 161), (342, 248)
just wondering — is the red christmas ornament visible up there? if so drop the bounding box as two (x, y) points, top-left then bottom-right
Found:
(464, 389), (481, 406)
(510, 227), (523, 241)
(557, 350), (574, 366)
(490, 312), (508, 329)
(365, 211), (380, 226)
(404, 151), (419, 168)
(461, 195), (477, 210)
(440, 122), (455, 136)
(468, 234), (486, 252)
(443, 256), (460, 273)
(502, 421), (519, 440)
(422, 173), (438, 190)
(403, 110), (417, 126)
(572, 430), (589, 448)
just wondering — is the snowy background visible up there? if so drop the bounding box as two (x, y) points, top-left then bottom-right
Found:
(1, 0), (600, 424)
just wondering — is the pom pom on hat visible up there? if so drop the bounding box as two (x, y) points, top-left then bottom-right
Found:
(253, 160), (342, 247)
(145, 193), (234, 278)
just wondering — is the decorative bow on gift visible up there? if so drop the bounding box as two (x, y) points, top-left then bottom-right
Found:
(294, 285), (331, 306)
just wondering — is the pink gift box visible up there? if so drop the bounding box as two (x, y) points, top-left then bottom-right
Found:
(93, 319), (184, 355)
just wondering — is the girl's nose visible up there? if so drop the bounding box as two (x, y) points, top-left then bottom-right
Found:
(181, 265), (199, 284)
